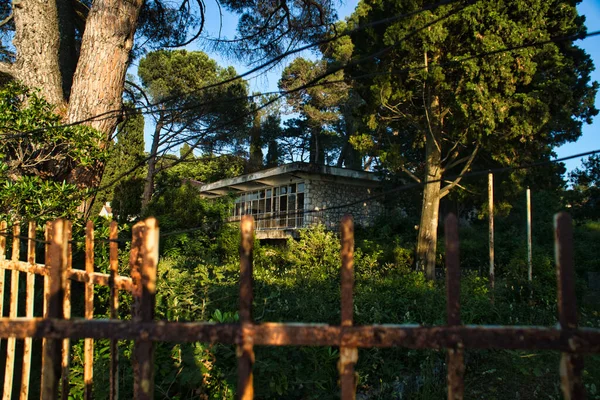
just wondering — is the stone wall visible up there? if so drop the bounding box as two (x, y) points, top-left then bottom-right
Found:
(304, 179), (382, 229)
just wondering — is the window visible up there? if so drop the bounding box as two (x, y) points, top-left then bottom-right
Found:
(230, 181), (306, 230)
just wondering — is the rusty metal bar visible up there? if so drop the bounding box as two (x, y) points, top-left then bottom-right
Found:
(0, 260), (132, 290)
(339, 215), (356, 400)
(132, 218), (159, 400)
(84, 222), (94, 400)
(527, 188), (533, 282)
(238, 215), (255, 400)
(41, 220), (68, 400)
(488, 173), (494, 284)
(109, 221), (119, 400)
(3, 223), (21, 400)
(20, 221), (36, 400)
(41, 222), (51, 396)
(554, 213), (585, 399)
(0, 221), (6, 320)
(61, 222), (73, 400)
(1, 319), (599, 352)
(445, 214), (464, 400)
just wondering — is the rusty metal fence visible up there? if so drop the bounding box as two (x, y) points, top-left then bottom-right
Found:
(0, 213), (599, 399)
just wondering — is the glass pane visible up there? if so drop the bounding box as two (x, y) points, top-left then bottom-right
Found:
(297, 182), (305, 193)
(260, 190), (265, 199)
(266, 197), (272, 213)
(297, 193), (304, 227)
(266, 189), (272, 198)
(280, 186), (287, 195)
(279, 196), (287, 226)
(274, 187), (278, 196)
(290, 183), (296, 193)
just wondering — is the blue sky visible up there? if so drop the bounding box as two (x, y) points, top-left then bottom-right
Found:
(166, 0), (600, 173)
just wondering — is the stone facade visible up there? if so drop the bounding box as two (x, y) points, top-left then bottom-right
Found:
(303, 179), (382, 229)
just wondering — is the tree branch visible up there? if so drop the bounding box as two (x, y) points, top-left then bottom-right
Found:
(0, 61), (15, 77)
(0, 13), (13, 28)
(440, 143), (479, 198)
(399, 164), (422, 183)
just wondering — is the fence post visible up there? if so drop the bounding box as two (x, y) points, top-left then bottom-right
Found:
(488, 172), (494, 285)
(84, 221), (94, 400)
(554, 213), (585, 399)
(132, 218), (159, 400)
(3, 223), (21, 400)
(238, 215), (255, 400)
(445, 214), (464, 400)
(20, 221), (37, 400)
(61, 221), (73, 400)
(527, 188), (533, 282)
(109, 220), (120, 400)
(339, 215), (357, 400)
(0, 221), (6, 320)
(41, 219), (69, 400)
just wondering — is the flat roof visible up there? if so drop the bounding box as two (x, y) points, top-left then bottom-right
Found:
(197, 162), (380, 197)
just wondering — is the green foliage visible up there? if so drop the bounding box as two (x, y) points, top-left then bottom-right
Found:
(94, 107), (146, 221)
(568, 155), (600, 220)
(0, 83), (105, 222)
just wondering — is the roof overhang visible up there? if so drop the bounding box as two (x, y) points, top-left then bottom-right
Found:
(197, 162), (380, 198)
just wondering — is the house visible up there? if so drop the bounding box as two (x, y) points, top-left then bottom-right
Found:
(196, 162), (382, 239)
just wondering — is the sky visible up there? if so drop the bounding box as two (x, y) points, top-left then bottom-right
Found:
(155, 0), (600, 173)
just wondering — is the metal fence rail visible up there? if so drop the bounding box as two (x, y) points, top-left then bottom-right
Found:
(0, 212), (598, 399)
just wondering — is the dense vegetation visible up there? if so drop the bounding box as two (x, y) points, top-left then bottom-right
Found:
(0, 0), (599, 398)
(61, 191), (600, 399)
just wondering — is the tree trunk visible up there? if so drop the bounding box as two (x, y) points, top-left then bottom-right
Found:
(142, 118), (164, 210)
(65, 0), (144, 195)
(10, 0), (65, 107)
(415, 134), (442, 280)
(66, 0), (143, 142)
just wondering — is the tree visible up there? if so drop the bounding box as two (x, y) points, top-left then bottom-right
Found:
(279, 57), (352, 165)
(0, 83), (104, 222)
(349, 0), (598, 278)
(93, 107), (145, 221)
(569, 154), (600, 220)
(136, 50), (250, 208)
(0, 0), (336, 198)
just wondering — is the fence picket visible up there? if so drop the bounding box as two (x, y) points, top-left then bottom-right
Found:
(41, 219), (68, 400)
(238, 215), (255, 400)
(554, 213), (585, 399)
(61, 221), (73, 400)
(445, 214), (465, 400)
(132, 218), (159, 400)
(109, 220), (120, 400)
(0, 221), (6, 345)
(84, 221), (94, 400)
(3, 223), (21, 400)
(339, 215), (357, 400)
(20, 221), (36, 400)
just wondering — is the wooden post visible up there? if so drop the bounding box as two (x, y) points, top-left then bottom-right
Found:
(527, 188), (533, 282)
(3, 223), (21, 400)
(41, 219), (68, 400)
(339, 215), (357, 400)
(20, 221), (37, 400)
(238, 216), (255, 400)
(554, 213), (585, 399)
(84, 222), (94, 400)
(445, 214), (464, 400)
(488, 173), (494, 289)
(131, 218), (159, 400)
(109, 221), (119, 400)
(61, 222), (73, 400)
